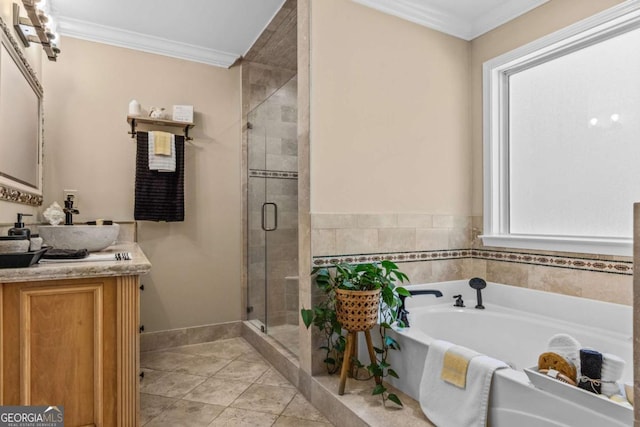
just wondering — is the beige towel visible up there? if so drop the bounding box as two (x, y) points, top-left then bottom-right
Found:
(441, 345), (480, 388)
(152, 131), (172, 155)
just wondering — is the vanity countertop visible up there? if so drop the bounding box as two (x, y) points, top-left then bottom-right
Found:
(0, 242), (151, 283)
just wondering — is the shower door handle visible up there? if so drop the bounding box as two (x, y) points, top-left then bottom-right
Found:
(261, 202), (278, 231)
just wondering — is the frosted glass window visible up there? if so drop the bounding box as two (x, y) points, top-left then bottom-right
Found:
(483, 4), (640, 255)
(508, 27), (640, 239)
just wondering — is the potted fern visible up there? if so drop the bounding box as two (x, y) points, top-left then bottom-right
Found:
(301, 260), (410, 406)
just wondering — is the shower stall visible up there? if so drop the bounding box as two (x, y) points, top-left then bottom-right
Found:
(247, 76), (299, 356)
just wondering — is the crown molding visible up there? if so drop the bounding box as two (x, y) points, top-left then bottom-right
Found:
(352, 0), (466, 39)
(352, 0), (550, 41)
(56, 16), (239, 68)
(468, 0), (550, 40)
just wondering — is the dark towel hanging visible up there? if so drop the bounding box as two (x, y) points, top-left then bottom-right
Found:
(134, 131), (185, 222)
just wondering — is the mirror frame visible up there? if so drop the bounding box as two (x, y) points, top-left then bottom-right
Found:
(0, 16), (43, 207)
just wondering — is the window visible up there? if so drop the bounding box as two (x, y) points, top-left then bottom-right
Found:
(482, 3), (640, 256)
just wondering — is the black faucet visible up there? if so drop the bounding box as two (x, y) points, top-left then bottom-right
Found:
(469, 277), (487, 309)
(453, 294), (465, 307)
(63, 194), (79, 225)
(398, 289), (443, 327)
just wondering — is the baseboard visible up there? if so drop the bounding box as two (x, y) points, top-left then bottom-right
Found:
(140, 321), (242, 352)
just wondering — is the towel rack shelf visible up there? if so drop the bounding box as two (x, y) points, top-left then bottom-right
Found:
(127, 115), (194, 141)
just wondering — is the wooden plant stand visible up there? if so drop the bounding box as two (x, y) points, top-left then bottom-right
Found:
(339, 327), (382, 395)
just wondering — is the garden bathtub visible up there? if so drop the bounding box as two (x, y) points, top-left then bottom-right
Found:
(377, 280), (633, 426)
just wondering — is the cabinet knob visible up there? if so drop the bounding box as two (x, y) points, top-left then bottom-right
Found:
(139, 325), (144, 333)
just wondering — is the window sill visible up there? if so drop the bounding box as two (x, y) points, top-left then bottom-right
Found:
(480, 234), (632, 257)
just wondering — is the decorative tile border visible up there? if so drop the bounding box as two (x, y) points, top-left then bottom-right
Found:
(312, 248), (633, 275)
(249, 169), (298, 179)
(312, 249), (470, 266)
(472, 249), (633, 276)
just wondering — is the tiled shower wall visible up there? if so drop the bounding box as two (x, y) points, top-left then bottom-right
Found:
(311, 213), (632, 305)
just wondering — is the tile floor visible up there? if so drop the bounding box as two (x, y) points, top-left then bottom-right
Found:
(140, 337), (334, 426)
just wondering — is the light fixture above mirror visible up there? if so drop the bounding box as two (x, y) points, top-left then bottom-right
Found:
(12, 1), (60, 61)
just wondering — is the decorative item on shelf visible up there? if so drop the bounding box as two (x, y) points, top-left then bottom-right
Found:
(172, 105), (194, 123)
(149, 107), (166, 119)
(12, 1), (60, 61)
(128, 100), (142, 116)
(301, 261), (410, 407)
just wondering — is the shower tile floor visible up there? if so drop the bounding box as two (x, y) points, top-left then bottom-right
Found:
(140, 337), (333, 426)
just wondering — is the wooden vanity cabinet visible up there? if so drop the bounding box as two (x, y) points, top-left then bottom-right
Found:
(0, 275), (140, 426)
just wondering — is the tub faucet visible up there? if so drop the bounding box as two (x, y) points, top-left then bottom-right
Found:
(469, 277), (487, 309)
(453, 294), (465, 307)
(63, 194), (79, 225)
(398, 289), (443, 328)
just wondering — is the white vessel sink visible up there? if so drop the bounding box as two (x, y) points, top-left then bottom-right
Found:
(38, 224), (120, 252)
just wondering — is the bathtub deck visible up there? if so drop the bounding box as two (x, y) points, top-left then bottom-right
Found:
(313, 374), (435, 426)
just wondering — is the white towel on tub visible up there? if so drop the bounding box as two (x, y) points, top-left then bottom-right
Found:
(420, 340), (508, 427)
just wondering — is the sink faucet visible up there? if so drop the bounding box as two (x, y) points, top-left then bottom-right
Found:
(63, 194), (79, 225)
(398, 289), (443, 327)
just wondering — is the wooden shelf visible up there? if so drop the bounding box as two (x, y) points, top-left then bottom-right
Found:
(127, 115), (194, 140)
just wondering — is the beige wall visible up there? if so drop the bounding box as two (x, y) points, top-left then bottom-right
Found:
(0, 0), (42, 224)
(470, 0), (625, 215)
(42, 37), (242, 332)
(310, 0), (471, 215)
(308, 0), (627, 217)
(306, 0), (632, 311)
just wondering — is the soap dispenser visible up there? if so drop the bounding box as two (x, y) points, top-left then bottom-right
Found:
(8, 213), (32, 239)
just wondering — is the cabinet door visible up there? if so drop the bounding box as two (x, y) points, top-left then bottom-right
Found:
(1, 277), (118, 427)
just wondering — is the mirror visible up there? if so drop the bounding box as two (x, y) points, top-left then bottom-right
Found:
(0, 17), (43, 206)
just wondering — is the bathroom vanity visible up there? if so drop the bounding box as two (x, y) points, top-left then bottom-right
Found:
(0, 243), (151, 426)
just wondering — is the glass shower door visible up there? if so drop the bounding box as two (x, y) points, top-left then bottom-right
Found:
(247, 116), (267, 331)
(247, 76), (299, 355)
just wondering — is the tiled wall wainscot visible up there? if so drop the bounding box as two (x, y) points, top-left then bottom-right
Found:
(311, 213), (471, 256)
(310, 213), (633, 305)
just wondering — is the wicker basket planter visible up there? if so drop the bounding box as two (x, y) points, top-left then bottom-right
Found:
(335, 288), (381, 332)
